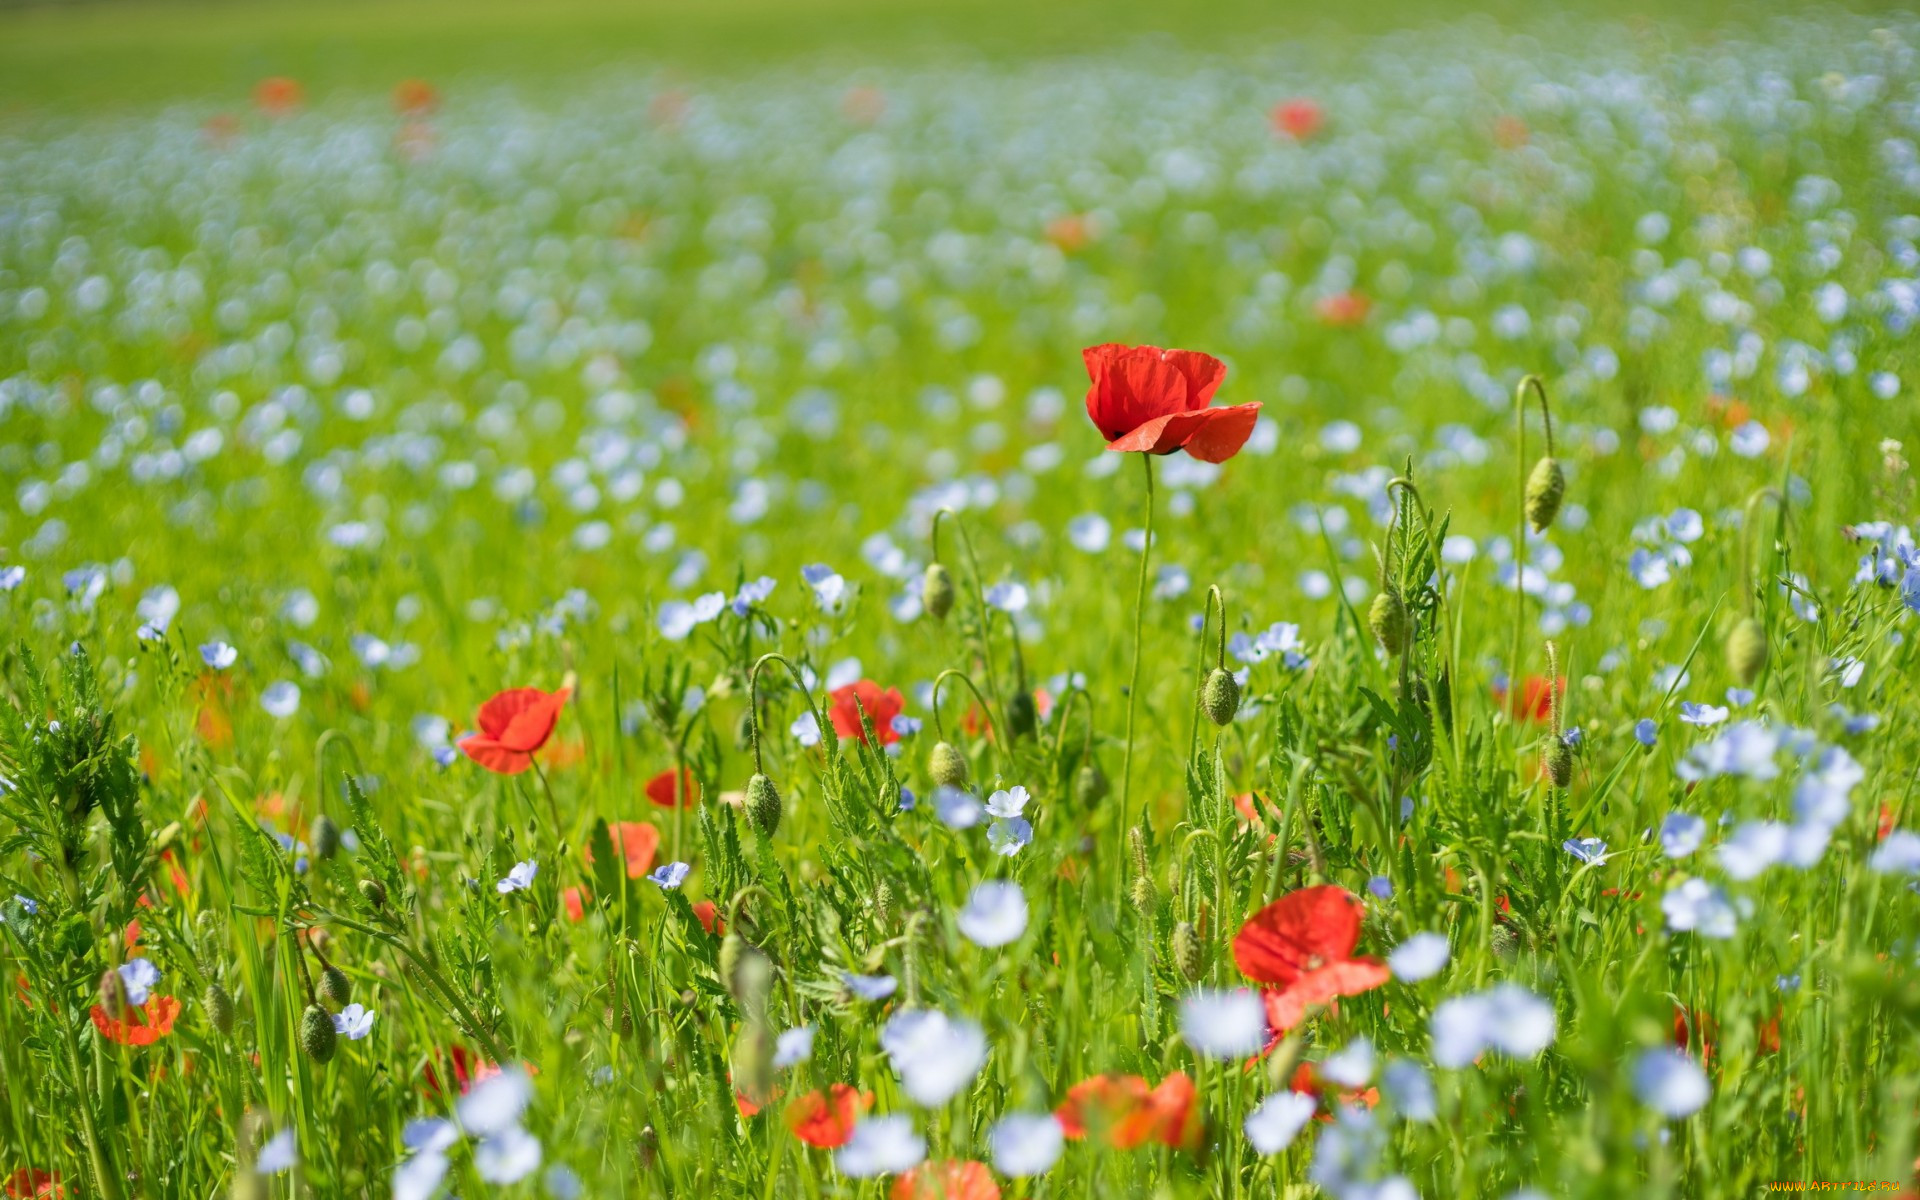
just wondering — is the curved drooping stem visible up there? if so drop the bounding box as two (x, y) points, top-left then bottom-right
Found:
(1048, 685), (1091, 771)
(1188, 585), (1229, 760)
(931, 668), (1005, 774)
(748, 653), (828, 776)
(1510, 375), (1555, 727)
(931, 507), (1008, 731)
(1121, 452), (1156, 825)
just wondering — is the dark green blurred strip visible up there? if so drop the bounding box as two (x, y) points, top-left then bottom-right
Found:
(0, 0), (1907, 114)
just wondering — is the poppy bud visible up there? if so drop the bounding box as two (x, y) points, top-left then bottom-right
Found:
(359, 878), (387, 909)
(731, 1021), (776, 1107)
(922, 563), (956, 621)
(319, 964), (352, 1009)
(745, 773), (782, 840)
(874, 880), (895, 930)
(195, 908), (223, 949)
(637, 1126), (659, 1171)
(1368, 590), (1410, 656)
(204, 981), (235, 1034)
(929, 741), (968, 790)
(728, 943), (773, 1024)
(1524, 456), (1565, 533)
(299, 1003), (337, 1063)
(1006, 690), (1037, 740)
(310, 814), (341, 862)
(1490, 923), (1518, 959)
(1129, 874), (1156, 918)
(99, 968), (129, 1019)
(1171, 920), (1205, 981)
(1074, 763), (1109, 806)
(1726, 615), (1767, 686)
(1546, 737), (1573, 789)
(1202, 668), (1240, 727)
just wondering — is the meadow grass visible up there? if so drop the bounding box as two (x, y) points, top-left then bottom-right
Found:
(1, 3), (1919, 1199)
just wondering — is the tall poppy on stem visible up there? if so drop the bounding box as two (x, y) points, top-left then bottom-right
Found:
(891, 1161), (1000, 1200)
(1082, 344), (1260, 835)
(459, 686), (571, 775)
(827, 680), (905, 746)
(1232, 885), (1389, 1036)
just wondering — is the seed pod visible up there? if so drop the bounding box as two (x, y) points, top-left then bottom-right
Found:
(745, 773), (782, 840)
(204, 981), (235, 1034)
(1074, 763), (1109, 806)
(1525, 456), (1566, 533)
(1546, 737), (1573, 789)
(1490, 923), (1518, 959)
(1202, 668), (1240, 727)
(299, 1003), (337, 1064)
(873, 879), (895, 931)
(1368, 590), (1410, 655)
(319, 964), (352, 1009)
(1726, 615), (1768, 686)
(1171, 921), (1205, 981)
(310, 814), (341, 862)
(731, 1021), (776, 1108)
(99, 969), (129, 1019)
(717, 932), (749, 1001)
(1129, 874), (1157, 918)
(929, 741), (968, 790)
(358, 878), (388, 909)
(922, 563), (956, 621)
(1006, 691), (1037, 741)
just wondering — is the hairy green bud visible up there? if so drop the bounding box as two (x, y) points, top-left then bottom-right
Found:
(310, 814), (341, 862)
(929, 741), (968, 790)
(358, 878), (388, 909)
(745, 773), (782, 840)
(1525, 456), (1566, 533)
(299, 1003), (337, 1064)
(1006, 690), (1037, 741)
(1368, 590), (1410, 656)
(319, 964), (352, 1009)
(1727, 615), (1768, 686)
(922, 562), (956, 621)
(1546, 737), (1573, 789)
(204, 982), (235, 1034)
(1074, 763), (1109, 807)
(1202, 668), (1240, 727)
(1171, 920), (1205, 981)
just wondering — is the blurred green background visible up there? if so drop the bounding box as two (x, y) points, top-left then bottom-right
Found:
(0, 0), (1908, 116)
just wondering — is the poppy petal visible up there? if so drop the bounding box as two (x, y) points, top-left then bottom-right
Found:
(459, 737), (533, 775)
(1231, 885), (1367, 987)
(1178, 402), (1263, 463)
(495, 687), (569, 752)
(1160, 349), (1227, 409)
(474, 687), (550, 740)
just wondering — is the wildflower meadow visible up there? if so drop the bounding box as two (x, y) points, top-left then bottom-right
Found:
(2, 3), (1920, 1197)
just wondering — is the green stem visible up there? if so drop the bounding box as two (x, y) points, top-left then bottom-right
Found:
(60, 1016), (122, 1200)
(1121, 453), (1155, 828)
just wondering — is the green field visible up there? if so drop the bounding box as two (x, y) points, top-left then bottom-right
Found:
(2, 2), (1920, 1198)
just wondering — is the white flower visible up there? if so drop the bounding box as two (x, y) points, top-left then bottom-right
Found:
(1388, 933), (1450, 982)
(392, 1149), (449, 1200)
(260, 681), (302, 719)
(880, 1010), (988, 1107)
(984, 582), (1030, 613)
(332, 1002), (376, 1039)
(200, 641), (239, 670)
(1717, 821), (1788, 881)
(985, 786), (1030, 818)
(790, 711), (821, 747)
(458, 1068), (533, 1137)
(1179, 988), (1268, 1059)
(834, 1115), (926, 1177)
(1432, 984), (1555, 1068)
(956, 881), (1027, 948)
(254, 1128), (297, 1175)
(474, 1126), (542, 1184)
(775, 1026), (815, 1068)
(1870, 830), (1920, 874)
(1382, 1059), (1437, 1121)
(1244, 1090), (1318, 1154)
(1320, 1037), (1376, 1087)
(933, 786), (982, 829)
(1661, 878), (1738, 939)
(1633, 1048), (1710, 1118)
(497, 860), (538, 894)
(1659, 812), (1706, 858)
(990, 1113), (1064, 1176)
(986, 817), (1032, 856)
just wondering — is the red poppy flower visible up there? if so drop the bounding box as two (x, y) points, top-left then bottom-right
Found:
(585, 821), (660, 880)
(892, 1161), (1000, 1200)
(91, 995), (180, 1047)
(394, 79), (439, 115)
(828, 681), (905, 746)
(459, 685), (571, 774)
(1082, 344), (1261, 463)
(1314, 291), (1372, 327)
(562, 886), (590, 922)
(1233, 885), (1389, 1036)
(4, 1170), (63, 1199)
(1673, 1005), (1720, 1066)
(1271, 99), (1324, 140)
(645, 767), (701, 808)
(1289, 1060), (1379, 1118)
(785, 1084), (870, 1148)
(254, 77), (304, 116)
(693, 900), (724, 935)
(1056, 1072), (1199, 1151)
(1494, 675), (1562, 723)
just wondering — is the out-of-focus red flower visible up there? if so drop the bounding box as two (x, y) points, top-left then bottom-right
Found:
(1082, 344), (1261, 463)
(1289, 1060), (1379, 1118)
(254, 77), (304, 116)
(459, 685), (571, 774)
(1056, 1072), (1200, 1151)
(892, 1161), (1000, 1200)
(91, 995), (180, 1046)
(422, 1045), (508, 1098)
(841, 86), (886, 124)
(1495, 675), (1563, 723)
(1271, 99), (1323, 140)
(1233, 885), (1389, 1036)
(1045, 214), (1091, 253)
(828, 681), (905, 746)
(649, 88), (692, 128)
(645, 767), (701, 808)
(4, 1169), (63, 1198)
(1674, 1005), (1720, 1066)
(394, 78), (439, 115)
(1314, 291), (1372, 327)
(785, 1084), (870, 1148)
(735, 1082), (785, 1118)
(1493, 114), (1530, 148)
(585, 821), (660, 880)
(203, 113), (241, 145)
(562, 886), (589, 922)
(693, 900), (724, 935)
(1882, 803), (1900, 841)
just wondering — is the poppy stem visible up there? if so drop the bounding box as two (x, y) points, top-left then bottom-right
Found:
(748, 652), (828, 777)
(1121, 452), (1154, 831)
(1739, 486), (1785, 617)
(1510, 375), (1544, 738)
(1188, 585), (1226, 762)
(530, 758), (564, 842)
(931, 668), (1005, 775)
